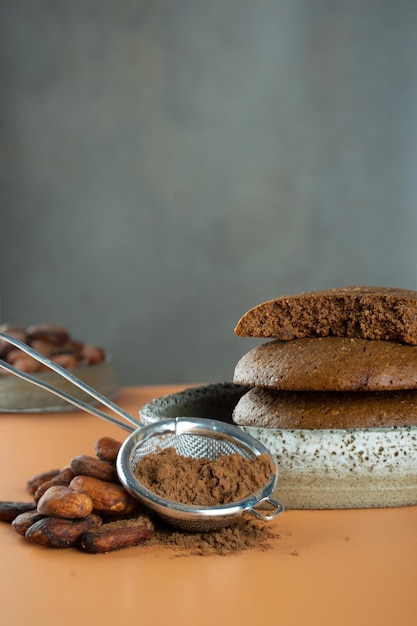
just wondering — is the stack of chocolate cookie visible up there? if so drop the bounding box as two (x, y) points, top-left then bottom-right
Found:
(232, 286), (417, 429)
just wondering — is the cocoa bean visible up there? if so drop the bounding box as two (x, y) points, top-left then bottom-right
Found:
(34, 478), (68, 502)
(54, 465), (76, 484)
(5, 348), (26, 364)
(80, 344), (105, 365)
(80, 516), (154, 553)
(33, 466), (75, 501)
(51, 354), (78, 369)
(12, 510), (45, 535)
(70, 455), (117, 482)
(0, 327), (26, 360)
(70, 475), (138, 516)
(0, 501), (37, 522)
(34, 481), (55, 502)
(60, 339), (84, 355)
(27, 469), (60, 495)
(94, 436), (122, 463)
(7, 353), (41, 374)
(37, 485), (93, 519)
(26, 324), (69, 346)
(30, 339), (57, 357)
(25, 514), (102, 548)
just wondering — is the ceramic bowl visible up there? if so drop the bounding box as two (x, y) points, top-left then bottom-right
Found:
(139, 382), (417, 510)
(0, 357), (118, 412)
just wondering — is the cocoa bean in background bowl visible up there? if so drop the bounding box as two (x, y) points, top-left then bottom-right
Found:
(0, 323), (118, 412)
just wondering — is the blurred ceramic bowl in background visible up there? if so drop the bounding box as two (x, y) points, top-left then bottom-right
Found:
(0, 323), (118, 412)
(0, 356), (118, 412)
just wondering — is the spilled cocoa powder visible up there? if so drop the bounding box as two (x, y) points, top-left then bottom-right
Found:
(133, 447), (275, 506)
(146, 517), (279, 556)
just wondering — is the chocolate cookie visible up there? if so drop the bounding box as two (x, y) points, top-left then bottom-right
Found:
(234, 286), (417, 345)
(233, 337), (417, 391)
(232, 387), (417, 429)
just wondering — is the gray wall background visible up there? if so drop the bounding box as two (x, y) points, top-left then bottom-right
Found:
(1, 0), (417, 386)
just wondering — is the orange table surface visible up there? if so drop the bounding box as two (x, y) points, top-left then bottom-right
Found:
(1, 385), (417, 626)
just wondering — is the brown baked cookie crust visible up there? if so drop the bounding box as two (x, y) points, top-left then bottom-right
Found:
(232, 387), (417, 429)
(233, 337), (417, 391)
(234, 286), (417, 344)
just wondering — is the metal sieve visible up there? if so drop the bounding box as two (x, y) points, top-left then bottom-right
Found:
(0, 333), (283, 531)
(117, 417), (282, 531)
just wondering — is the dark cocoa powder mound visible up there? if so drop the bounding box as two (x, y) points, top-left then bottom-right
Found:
(133, 448), (275, 506)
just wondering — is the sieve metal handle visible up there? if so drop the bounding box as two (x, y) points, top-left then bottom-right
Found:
(0, 332), (140, 432)
(246, 496), (284, 522)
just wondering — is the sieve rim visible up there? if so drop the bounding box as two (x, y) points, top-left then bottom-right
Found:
(116, 417), (279, 524)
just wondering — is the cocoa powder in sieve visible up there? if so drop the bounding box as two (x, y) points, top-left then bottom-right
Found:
(133, 447), (275, 506)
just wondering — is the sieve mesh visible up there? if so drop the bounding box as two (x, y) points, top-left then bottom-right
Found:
(131, 431), (255, 466)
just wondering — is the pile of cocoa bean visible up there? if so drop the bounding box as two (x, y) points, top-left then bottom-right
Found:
(0, 323), (105, 375)
(0, 436), (155, 553)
